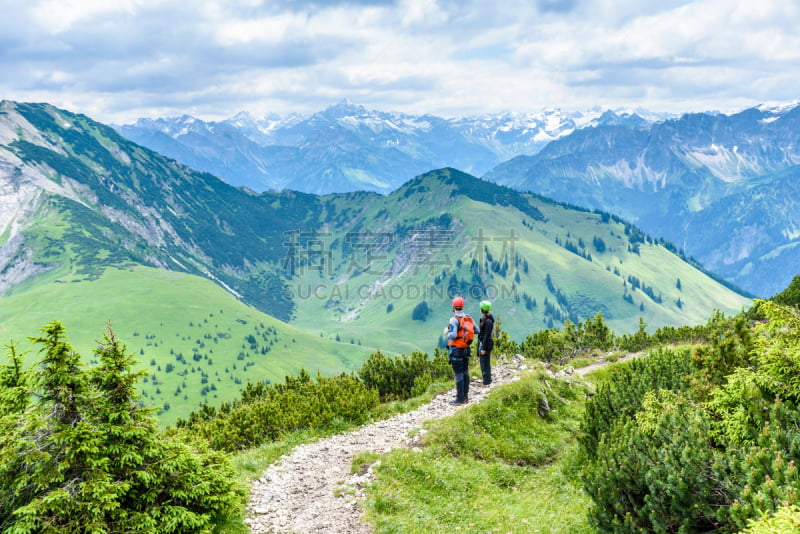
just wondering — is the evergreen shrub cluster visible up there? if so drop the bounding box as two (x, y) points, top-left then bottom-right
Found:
(177, 369), (380, 452)
(177, 348), (451, 452)
(358, 349), (451, 402)
(768, 273), (800, 309)
(579, 301), (800, 532)
(170, 347), (451, 456)
(0, 321), (243, 533)
(516, 309), (730, 363)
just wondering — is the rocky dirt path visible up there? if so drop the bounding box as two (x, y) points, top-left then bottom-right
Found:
(244, 351), (644, 533)
(245, 355), (532, 534)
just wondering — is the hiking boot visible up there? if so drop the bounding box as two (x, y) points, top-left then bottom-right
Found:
(449, 399), (467, 405)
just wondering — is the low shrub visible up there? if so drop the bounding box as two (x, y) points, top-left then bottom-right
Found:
(358, 349), (450, 402)
(178, 369), (379, 451)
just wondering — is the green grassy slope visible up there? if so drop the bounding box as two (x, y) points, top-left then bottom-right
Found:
(289, 169), (752, 350)
(0, 265), (370, 426)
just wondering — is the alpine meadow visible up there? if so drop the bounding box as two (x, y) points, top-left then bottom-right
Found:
(6, 98), (800, 533)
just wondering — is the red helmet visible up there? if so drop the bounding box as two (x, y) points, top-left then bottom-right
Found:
(451, 296), (465, 308)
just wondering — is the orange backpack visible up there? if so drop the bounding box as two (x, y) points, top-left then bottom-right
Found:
(450, 314), (476, 349)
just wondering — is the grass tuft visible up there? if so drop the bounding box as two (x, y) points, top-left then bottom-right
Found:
(362, 370), (594, 533)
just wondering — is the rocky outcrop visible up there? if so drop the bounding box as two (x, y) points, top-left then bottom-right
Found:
(0, 234), (53, 293)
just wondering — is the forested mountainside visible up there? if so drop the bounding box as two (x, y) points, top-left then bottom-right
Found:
(0, 100), (750, 420)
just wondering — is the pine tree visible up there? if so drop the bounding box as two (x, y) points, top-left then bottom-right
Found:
(0, 343), (28, 416)
(0, 321), (244, 533)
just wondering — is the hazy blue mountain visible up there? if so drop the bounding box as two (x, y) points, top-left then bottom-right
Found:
(115, 100), (662, 194)
(483, 103), (800, 297)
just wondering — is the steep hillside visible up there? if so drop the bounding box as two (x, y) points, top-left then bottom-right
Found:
(0, 101), (369, 423)
(285, 168), (751, 350)
(0, 100), (312, 320)
(0, 101), (752, 420)
(483, 104), (800, 297)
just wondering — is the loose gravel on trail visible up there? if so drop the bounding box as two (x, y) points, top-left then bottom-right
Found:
(245, 355), (531, 534)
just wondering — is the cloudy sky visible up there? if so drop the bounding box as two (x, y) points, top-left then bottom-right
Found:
(2, 0), (799, 124)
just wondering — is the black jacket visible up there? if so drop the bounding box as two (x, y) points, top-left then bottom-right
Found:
(478, 313), (494, 350)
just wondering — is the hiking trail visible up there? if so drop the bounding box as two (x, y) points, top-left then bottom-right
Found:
(245, 351), (642, 533)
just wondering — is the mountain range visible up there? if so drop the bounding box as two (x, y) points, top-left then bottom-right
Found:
(0, 100), (749, 421)
(118, 100), (800, 298)
(485, 103), (800, 298)
(115, 100), (662, 195)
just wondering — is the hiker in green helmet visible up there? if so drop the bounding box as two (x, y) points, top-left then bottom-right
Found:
(478, 300), (494, 385)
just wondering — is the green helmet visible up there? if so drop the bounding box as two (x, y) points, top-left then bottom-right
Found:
(479, 300), (492, 312)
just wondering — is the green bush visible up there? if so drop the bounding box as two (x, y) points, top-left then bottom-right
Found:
(579, 347), (695, 460)
(520, 313), (613, 362)
(725, 399), (800, 529)
(179, 369), (379, 452)
(490, 316), (519, 356)
(579, 301), (800, 532)
(582, 393), (737, 532)
(520, 328), (568, 362)
(618, 317), (651, 352)
(178, 348), (451, 451)
(358, 349), (450, 402)
(742, 504), (800, 533)
(0, 321), (243, 533)
(770, 274), (800, 308)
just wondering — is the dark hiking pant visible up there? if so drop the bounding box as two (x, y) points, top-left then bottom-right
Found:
(450, 347), (470, 402)
(479, 345), (492, 385)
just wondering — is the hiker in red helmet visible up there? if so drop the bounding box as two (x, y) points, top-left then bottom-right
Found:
(444, 296), (478, 405)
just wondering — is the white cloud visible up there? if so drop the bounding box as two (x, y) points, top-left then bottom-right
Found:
(30, 0), (137, 34)
(1, 0), (798, 123)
